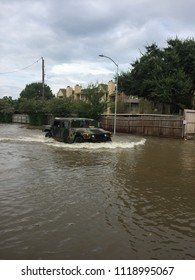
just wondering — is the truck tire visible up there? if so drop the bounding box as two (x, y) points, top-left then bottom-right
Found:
(74, 136), (84, 143)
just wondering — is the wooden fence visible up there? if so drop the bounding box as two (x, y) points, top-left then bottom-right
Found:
(102, 114), (184, 138)
(11, 110), (195, 139)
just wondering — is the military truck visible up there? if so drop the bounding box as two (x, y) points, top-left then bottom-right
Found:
(43, 117), (112, 143)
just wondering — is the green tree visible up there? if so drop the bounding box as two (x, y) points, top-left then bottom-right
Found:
(44, 97), (73, 117)
(72, 99), (90, 118)
(0, 96), (16, 113)
(19, 82), (54, 100)
(18, 99), (45, 113)
(17, 98), (47, 125)
(0, 96), (17, 122)
(77, 84), (106, 120)
(118, 38), (195, 111)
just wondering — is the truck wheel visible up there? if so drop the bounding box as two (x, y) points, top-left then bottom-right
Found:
(45, 132), (52, 137)
(74, 136), (84, 143)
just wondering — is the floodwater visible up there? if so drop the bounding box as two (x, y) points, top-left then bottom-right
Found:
(0, 124), (195, 260)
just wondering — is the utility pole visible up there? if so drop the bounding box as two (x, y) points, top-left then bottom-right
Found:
(42, 57), (45, 99)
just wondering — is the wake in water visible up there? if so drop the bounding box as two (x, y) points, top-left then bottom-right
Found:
(45, 138), (146, 150)
(0, 134), (146, 150)
(0, 135), (44, 144)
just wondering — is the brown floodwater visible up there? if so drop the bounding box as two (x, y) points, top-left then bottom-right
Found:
(0, 124), (194, 260)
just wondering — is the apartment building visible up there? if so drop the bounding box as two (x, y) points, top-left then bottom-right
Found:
(57, 84), (83, 100)
(56, 80), (140, 114)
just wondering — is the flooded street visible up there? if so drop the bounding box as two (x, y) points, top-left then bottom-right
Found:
(0, 124), (195, 260)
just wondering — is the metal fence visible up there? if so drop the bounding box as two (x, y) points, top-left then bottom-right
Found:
(12, 114), (30, 124)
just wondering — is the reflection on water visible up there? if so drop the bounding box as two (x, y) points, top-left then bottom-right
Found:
(0, 124), (195, 260)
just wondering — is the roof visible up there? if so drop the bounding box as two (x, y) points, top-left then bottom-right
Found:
(57, 89), (66, 96)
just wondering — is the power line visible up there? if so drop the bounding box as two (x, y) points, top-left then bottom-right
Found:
(0, 58), (42, 75)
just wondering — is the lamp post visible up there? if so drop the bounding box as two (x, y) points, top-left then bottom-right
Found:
(99, 54), (118, 135)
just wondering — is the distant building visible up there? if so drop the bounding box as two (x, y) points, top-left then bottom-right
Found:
(66, 86), (73, 98)
(56, 80), (141, 114)
(74, 84), (85, 100)
(108, 80), (116, 95)
(56, 88), (66, 98)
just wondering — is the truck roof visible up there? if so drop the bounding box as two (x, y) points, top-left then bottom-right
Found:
(54, 117), (95, 121)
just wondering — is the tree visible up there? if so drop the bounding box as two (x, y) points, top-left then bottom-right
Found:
(118, 38), (195, 111)
(18, 98), (45, 113)
(19, 82), (54, 100)
(72, 99), (90, 118)
(0, 96), (17, 122)
(0, 96), (17, 114)
(44, 97), (73, 117)
(78, 83), (107, 120)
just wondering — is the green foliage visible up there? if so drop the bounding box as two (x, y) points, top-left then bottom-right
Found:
(0, 96), (17, 122)
(0, 112), (12, 123)
(118, 38), (195, 110)
(72, 99), (90, 118)
(18, 99), (45, 113)
(0, 96), (16, 114)
(16, 83), (106, 123)
(19, 82), (54, 100)
(28, 113), (48, 126)
(75, 84), (106, 120)
(44, 97), (73, 117)
(17, 98), (47, 125)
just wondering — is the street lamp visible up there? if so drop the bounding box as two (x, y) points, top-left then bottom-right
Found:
(99, 54), (118, 135)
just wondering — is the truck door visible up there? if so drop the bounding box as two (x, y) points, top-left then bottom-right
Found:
(62, 121), (70, 142)
(52, 120), (61, 139)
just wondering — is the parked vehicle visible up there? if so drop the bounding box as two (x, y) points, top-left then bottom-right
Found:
(43, 117), (112, 143)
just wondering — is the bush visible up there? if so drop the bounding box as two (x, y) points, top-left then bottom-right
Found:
(0, 113), (12, 123)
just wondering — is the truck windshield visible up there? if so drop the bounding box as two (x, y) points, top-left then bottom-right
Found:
(71, 120), (97, 128)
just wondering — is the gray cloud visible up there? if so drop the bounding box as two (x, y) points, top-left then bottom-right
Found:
(1, 0), (195, 98)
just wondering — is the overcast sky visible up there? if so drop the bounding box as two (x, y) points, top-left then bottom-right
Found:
(1, 0), (195, 99)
